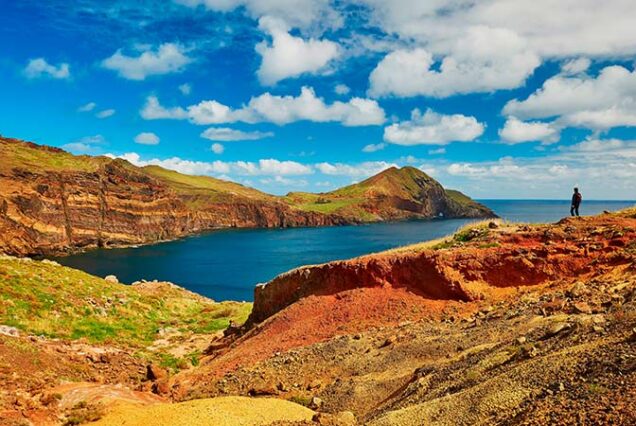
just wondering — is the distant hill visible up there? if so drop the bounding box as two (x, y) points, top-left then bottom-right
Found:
(285, 165), (494, 221)
(0, 136), (494, 256)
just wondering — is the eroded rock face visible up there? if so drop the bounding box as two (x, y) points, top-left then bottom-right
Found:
(0, 155), (345, 257)
(248, 214), (636, 326)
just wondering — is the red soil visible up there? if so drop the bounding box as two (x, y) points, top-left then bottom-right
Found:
(182, 214), (636, 385)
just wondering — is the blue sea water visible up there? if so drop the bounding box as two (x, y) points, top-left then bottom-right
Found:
(54, 200), (634, 302)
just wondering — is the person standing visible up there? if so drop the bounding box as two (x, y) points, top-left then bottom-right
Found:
(570, 187), (582, 217)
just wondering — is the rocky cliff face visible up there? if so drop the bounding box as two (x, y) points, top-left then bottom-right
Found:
(248, 213), (636, 325)
(0, 137), (493, 256)
(0, 138), (347, 256)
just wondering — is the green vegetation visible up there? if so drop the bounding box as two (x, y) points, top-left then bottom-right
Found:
(0, 256), (251, 347)
(0, 138), (104, 173)
(143, 165), (273, 202)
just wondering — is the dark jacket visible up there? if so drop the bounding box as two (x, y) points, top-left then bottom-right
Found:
(572, 192), (582, 206)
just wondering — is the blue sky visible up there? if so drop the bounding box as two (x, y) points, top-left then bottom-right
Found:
(1, 1), (636, 199)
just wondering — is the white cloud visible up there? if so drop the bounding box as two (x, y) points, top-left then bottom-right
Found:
(368, 27), (540, 98)
(142, 87), (385, 126)
(560, 138), (627, 153)
(384, 109), (485, 146)
(362, 143), (386, 153)
(361, 1), (636, 98)
(211, 143), (225, 154)
(499, 117), (560, 144)
(24, 58), (70, 79)
(201, 127), (274, 141)
(260, 175), (308, 187)
(141, 96), (188, 120)
(178, 83), (192, 95)
(176, 0), (341, 31)
(96, 109), (116, 119)
(334, 84), (350, 95)
(503, 65), (636, 131)
(102, 43), (191, 80)
(561, 58), (591, 75)
(315, 161), (397, 177)
(62, 134), (105, 154)
(235, 159), (312, 176)
(110, 152), (232, 175)
(115, 155), (312, 177)
(134, 132), (160, 145)
(256, 16), (340, 85)
(361, 1), (636, 58)
(78, 102), (96, 112)
(428, 148), (446, 155)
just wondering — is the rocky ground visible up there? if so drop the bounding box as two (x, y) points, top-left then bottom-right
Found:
(1, 209), (635, 425)
(174, 210), (636, 425)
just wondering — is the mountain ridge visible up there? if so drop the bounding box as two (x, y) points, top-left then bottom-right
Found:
(0, 135), (495, 256)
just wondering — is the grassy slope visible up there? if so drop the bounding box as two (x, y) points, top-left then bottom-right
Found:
(0, 255), (251, 348)
(142, 165), (275, 202)
(0, 137), (104, 173)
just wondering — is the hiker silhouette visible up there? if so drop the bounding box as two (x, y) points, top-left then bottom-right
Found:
(570, 187), (582, 217)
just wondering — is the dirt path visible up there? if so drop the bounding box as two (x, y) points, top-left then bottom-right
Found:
(93, 396), (314, 426)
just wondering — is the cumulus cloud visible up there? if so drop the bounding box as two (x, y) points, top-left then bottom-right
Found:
(201, 127), (274, 141)
(503, 65), (636, 131)
(176, 0), (340, 31)
(134, 132), (160, 145)
(210, 143), (224, 154)
(362, 1), (636, 98)
(141, 96), (189, 120)
(384, 109), (485, 146)
(561, 58), (591, 75)
(361, 0), (636, 58)
(559, 138), (628, 153)
(96, 109), (116, 119)
(234, 159), (312, 176)
(315, 161), (397, 177)
(62, 135), (105, 154)
(109, 152), (231, 175)
(334, 84), (350, 95)
(368, 27), (540, 98)
(142, 87), (385, 126)
(361, 143), (386, 153)
(178, 83), (192, 95)
(499, 117), (560, 144)
(24, 58), (70, 79)
(256, 16), (340, 85)
(102, 43), (192, 80)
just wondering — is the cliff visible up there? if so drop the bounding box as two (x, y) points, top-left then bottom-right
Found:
(0, 136), (494, 256)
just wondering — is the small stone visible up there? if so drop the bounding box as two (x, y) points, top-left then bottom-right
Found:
(336, 411), (357, 425)
(516, 336), (527, 345)
(310, 397), (323, 409)
(593, 326), (604, 333)
(558, 382), (565, 392)
(573, 302), (592, 314)
(104, 275), (119, 283)
(545, 322), (571, 338)
(488, 221), (499, 229)
(308, 379), (322, 390)
(380, 336), (396, 348)
(0, 325), (20, 337)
